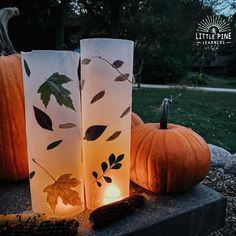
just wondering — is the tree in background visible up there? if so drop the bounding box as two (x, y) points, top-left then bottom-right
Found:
(0, 0), (234, 83)
(71, 0), (214, 84)
(0, 0), (72, 50)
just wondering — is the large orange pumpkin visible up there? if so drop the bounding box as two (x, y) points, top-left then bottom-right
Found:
(131, 98), (210, 193)
(0, 7), (28, 180)
(131, 112), (144, 129)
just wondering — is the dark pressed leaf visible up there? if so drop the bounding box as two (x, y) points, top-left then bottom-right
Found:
(90, 90), (105, 104)
(103, 176), (112, 183)
(29, 171), (35, 179)
(47, 140), (63, 150)
(33, 106), (53, 131)
(97, 181), (102, 187)
(120, 106), (131, 118)
(115, 154), (125, 163)
(83, 125), (107, 141)
(82, 58), (91, 65)
(106, 131), (122, 141)
(37, 73), (75, 110)
(92, 171), (98, 179)
(109, 154), (116, 166)
(111, 163), (122, 170)
(101, 162), (108, 172)
(24, 59), (30, 77)
(58, 123), (77, 129)
(80, 79), (85, 90)
(112, 60), (124, 68)
(114, 73), (130, 82)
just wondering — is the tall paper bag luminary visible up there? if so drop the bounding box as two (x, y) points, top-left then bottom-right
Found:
(80, 38), (134, 209)
(21, 51), (84, 217)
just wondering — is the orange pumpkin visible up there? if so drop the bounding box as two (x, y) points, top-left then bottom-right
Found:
(0, 7), (28, 180)
(131, 98), (210, 193)
(131, 112), (144, 129)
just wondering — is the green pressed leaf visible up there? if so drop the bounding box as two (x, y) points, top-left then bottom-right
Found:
(115, 154), (125, 163)
(82, 58), (91, 65)
(29, 171), (35, 179)
(111, 163), (122, 170)
(109, 154), (116, 166)
(101, 162), (108, 172)
(24, 59), (30, 77)
(103, 176), (112, 183)
(96, 181), (102, 187)
(47, 140), (63, 150)
(92, 171), (98, 179)
(58, 123), (77, 129)
(106, 131), (121, 141)
(38, 73), (75, 111)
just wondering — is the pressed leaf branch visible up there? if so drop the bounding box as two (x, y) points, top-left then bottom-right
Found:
(97, 56), (133, 83)
(32, 158), (81, 214)
(82, 58), (91, 65)
(33, 106), (53, 131)
(32, 158), (56, 182)
(92, 153), (125, 187)
(37, 73), (75, 111)
(112, 60), (124, 68)
(114, 73), (130, 82)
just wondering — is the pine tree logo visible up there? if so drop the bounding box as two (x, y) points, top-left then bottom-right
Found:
(196, 15), (232, 52)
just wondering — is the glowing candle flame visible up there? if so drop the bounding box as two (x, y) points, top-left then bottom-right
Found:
(103, 185), (122, 205)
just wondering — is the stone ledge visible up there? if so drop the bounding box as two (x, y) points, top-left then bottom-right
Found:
(0, 181), (226, 236)
(78, 183), (226, 236)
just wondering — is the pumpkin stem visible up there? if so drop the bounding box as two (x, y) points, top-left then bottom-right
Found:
(160, 98), (170, 129)
(0, 7), (19, 56)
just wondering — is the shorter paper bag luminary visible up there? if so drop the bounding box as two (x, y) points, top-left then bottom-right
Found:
(80, 38), (134, 209)
(21, 51), (84, 218)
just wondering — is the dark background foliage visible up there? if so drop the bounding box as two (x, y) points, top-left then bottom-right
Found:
(0, 0), (235, 83)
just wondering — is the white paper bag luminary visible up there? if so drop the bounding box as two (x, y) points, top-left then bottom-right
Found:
(80, 38), (134, 209)
(21, 51), (84, 218)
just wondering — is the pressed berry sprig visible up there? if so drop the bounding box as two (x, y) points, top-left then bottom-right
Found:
(92, 153), (125, 187)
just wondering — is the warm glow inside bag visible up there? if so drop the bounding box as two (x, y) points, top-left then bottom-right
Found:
(21, 50), (84, 218)
(80, 38), (133, 209)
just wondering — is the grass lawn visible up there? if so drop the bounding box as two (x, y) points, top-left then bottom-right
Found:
(132, 88), (236, 153)
(186, 72), (236, 89)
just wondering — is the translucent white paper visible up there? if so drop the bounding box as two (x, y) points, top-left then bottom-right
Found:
(21, 51), (84, 217)
(80, 39), (134, 209)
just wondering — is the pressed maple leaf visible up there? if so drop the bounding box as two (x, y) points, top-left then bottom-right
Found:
(43, 174), (81, 214)
(38, 73), (75, 111)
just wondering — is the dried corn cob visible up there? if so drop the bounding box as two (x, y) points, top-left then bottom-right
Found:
(0, 219), (79, 236)
(89, 194), (145, 228)
(0, 213), (48, 225)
